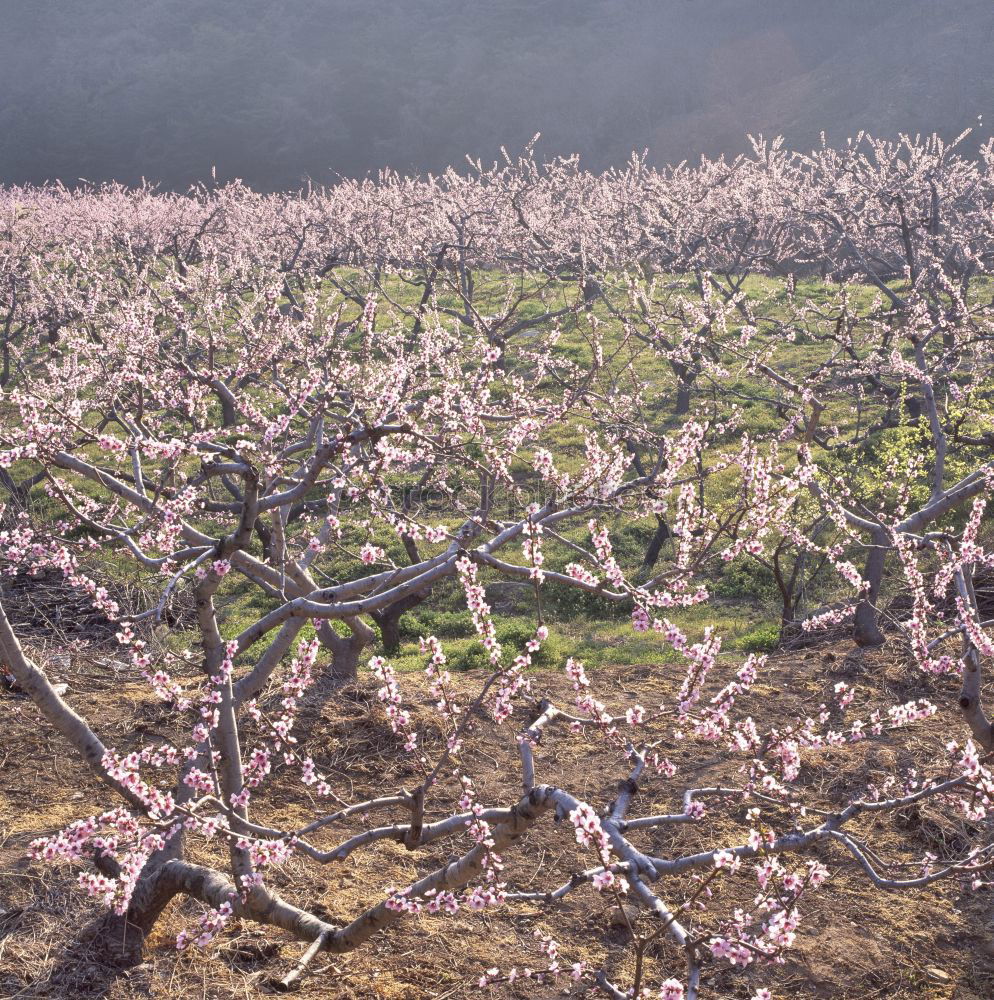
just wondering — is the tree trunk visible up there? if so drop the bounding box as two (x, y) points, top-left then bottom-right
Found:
(367, 532), (427, 655)
(670, 361), (694, 417)
(772, 543), (803, 629)
(220, 395), (236, 428)
(853, 529), (888, 647)
(377, 613), (403, 657)
(317, 618), (375, 683)
(253, 518), (274, 561)
(779, 598), (795, 628)
(642, 516), (672, 570)
(371, 591), (427, 655)
(124, 863), (181, 943)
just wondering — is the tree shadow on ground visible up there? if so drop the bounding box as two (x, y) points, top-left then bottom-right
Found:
(32, 914), (150, 999)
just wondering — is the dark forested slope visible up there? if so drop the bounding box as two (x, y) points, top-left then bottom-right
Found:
(1, 0), (990, 189)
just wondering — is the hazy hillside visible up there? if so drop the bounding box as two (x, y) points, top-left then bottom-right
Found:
(655, 0), (994, 163)
(0, 0), (990, 189)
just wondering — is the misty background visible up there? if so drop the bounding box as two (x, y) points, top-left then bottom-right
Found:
(1, 0), (992, 191)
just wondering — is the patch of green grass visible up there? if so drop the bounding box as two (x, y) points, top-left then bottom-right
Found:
(728, 621), (781, 653)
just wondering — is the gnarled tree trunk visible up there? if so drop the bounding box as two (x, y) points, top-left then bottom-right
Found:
(316, 617), (376, 682)
(371, 590), (428, 655)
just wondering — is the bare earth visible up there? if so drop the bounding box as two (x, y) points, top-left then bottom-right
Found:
(1, 639), (992, 1000)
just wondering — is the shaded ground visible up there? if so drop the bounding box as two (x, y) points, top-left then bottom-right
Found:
(1, 636), (993, 1000)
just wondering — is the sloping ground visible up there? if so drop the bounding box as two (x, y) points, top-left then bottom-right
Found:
(1, 639), (993, 999)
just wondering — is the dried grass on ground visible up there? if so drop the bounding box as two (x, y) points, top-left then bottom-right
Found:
(2, 638), (993, 1000)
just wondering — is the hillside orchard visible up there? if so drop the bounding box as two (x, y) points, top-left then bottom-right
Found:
(2, 133), (994, 997)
